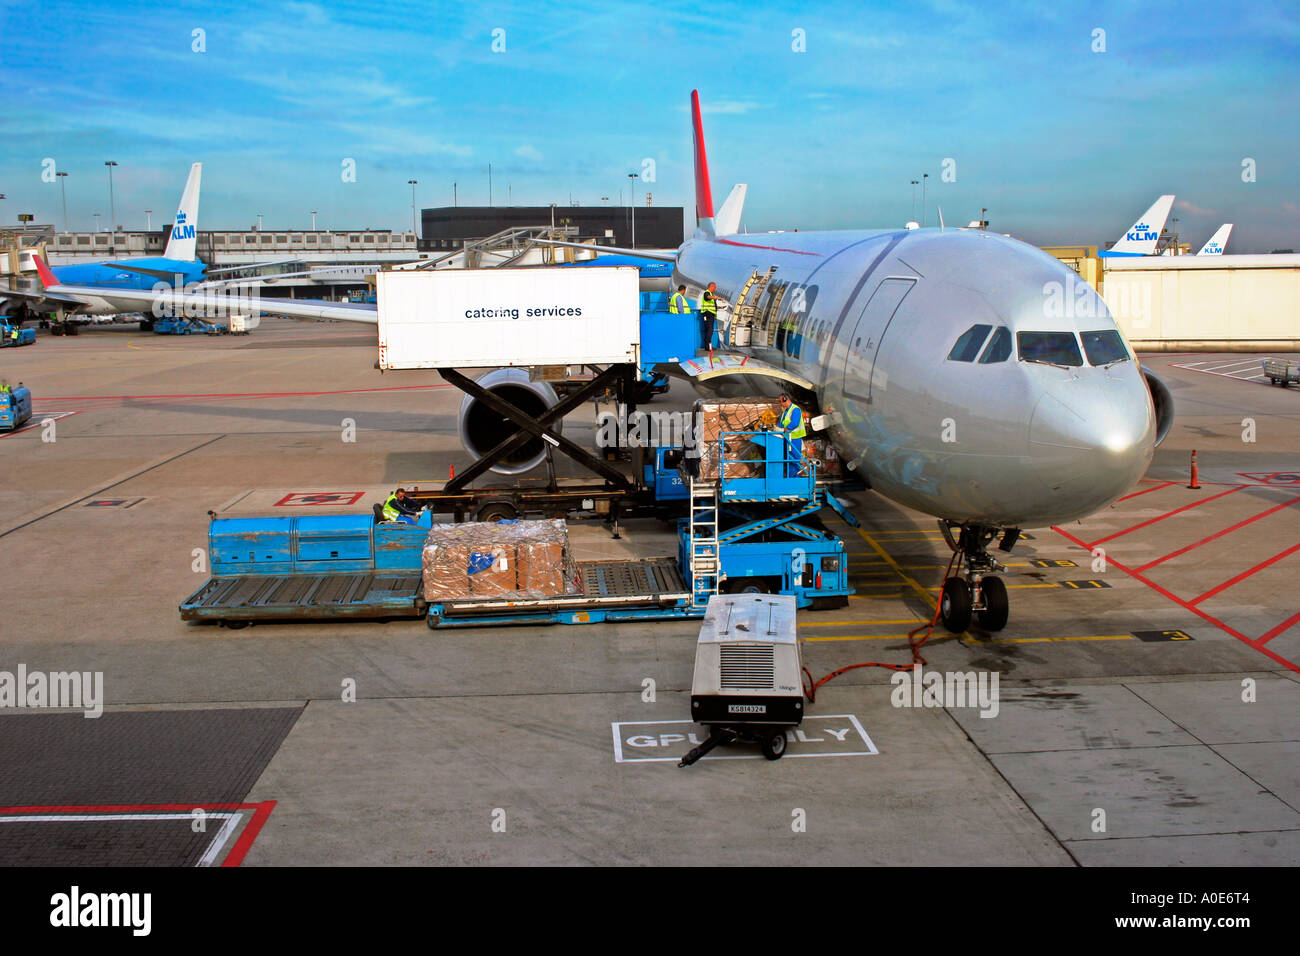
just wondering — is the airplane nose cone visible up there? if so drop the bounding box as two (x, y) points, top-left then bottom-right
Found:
(1028, 381), (1155, 513)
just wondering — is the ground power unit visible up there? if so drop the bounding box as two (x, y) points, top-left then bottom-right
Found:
(679, 594), (805, 766)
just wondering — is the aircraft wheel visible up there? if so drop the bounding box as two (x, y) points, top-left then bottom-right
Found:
(939, 577), (972, 633)
(976, 576), (1009, 631)
(760, 730), (787, 760)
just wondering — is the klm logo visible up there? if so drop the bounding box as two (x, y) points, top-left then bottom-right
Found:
(1126, 221), (1158, 242)
(175, 211), (187, 224)
(172, 224), (195, 240)
(1206, 243), (1222, 254)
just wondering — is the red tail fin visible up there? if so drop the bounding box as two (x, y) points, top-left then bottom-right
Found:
(34, 255), (59, 288)
(691, 90), (715, 229)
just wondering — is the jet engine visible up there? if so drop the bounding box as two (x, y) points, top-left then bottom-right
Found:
(1143, 367), (1175, 447)
(457, 367), (563, 475)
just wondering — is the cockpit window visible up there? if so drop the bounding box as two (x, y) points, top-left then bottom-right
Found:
(1081, 329), (1130, 366)
(978, 326), (1012, 364)
(1017, 331), (1083, 367)
(947, 324), (992, 362)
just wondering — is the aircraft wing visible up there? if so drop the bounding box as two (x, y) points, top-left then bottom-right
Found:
(526, 237), (677, 263)
(1, 287), (88, 308)
(103, 262), (191, 282)
(33, 283), (379, 325)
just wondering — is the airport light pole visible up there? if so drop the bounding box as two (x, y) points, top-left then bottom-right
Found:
(627, 172), (638, 248)
(910, 180), (918, 223)
(145, 209), (152, 231)
(488, 164), (493, 207)
(921, 173), (929, 228)
(408, 180), (418, 236)
(93, 212), (100, 233)
(57, 172), (69, 231)
(311, 210), (317, 231)
(453, 182), (457, 207)
(104, 161), (118, 234)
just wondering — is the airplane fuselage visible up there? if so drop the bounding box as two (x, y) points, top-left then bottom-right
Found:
(49, 257), (207, 316)
(675, 227), (1156, 529)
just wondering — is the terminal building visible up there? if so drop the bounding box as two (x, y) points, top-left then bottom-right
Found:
(419, 205), (683, 252)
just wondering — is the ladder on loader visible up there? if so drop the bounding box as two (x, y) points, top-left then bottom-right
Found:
(688, 478), (720, 608)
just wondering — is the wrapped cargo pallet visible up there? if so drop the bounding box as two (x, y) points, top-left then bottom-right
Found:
(422, 518), (581, 602)
(691, 397), (837, 480)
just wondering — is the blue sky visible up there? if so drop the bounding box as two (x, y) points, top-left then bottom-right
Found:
(1, 0), (1297, 251)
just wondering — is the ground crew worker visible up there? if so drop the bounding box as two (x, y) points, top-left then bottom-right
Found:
(381, 487), (421, 525)
(778, 393), (806, 477)
(669, 284), (691, 315)
(8, 327), (16, 344)
(699, 282), (720, 351)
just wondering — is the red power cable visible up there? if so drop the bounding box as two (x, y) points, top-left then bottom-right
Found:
(801, 547), (959, 703)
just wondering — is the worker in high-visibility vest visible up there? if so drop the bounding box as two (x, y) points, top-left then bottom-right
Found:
(777, 393), (806, 477)
(698, 282), (720, 352)
(381, 487), (420, 524)
(669, 284), (691, 315)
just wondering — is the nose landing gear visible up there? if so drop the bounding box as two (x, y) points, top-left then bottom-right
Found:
(938, 522), (1017, 633)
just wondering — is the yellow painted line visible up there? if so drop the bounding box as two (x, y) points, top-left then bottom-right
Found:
(806, 633), (914, 643)
(801, 618), (927, 627)
(923, 583), (1058, 592)
(972, 634), (1134, 645)
(852, 527), (938, 610)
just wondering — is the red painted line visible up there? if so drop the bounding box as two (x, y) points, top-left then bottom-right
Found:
(1051, 525), (1299, 673)
(35, 384), (448, 402)
(1189, 541), (1300, 606)
(0, 800), (278, 867)
(221, 800), (277, 867)
(1136, 496), (1300, 572)
(716, 238), (822, 256)
(1258, 609), (1300, 645)
(1117, 480), (1177, 502)
(1087, 485), (1246, 547)
(0, 801), (264, 813)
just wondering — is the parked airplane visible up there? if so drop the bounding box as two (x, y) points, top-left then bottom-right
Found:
(45, 92), (1172, 635)
(3, 163), (294, 327)
(1196, 224), (1233, 256)
(1097, 194), (1176, 257)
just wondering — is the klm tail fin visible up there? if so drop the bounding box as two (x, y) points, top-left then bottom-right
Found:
(163, 163), (202, 261)
(714, 184), (747, 236)
(690, 90), (716, 235)
(1100, 194), (1175, 257)
(1196, 223), (1233, 256)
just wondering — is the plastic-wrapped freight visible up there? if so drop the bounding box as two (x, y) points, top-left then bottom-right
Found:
(692, 398), (782, 480)
(422, 518), (581, 602)
(689, 396), (842, 480)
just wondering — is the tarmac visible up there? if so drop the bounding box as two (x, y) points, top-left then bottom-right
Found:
(0, 318), (1296, 866)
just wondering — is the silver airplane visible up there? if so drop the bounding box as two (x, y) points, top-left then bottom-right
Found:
(572, 90), (1174, 632)
(69, 90), (1173, 633)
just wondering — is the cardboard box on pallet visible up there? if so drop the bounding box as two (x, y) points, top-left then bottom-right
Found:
(422, 518), (579, 602)
(694, 398), (781, 480)
(468, 546), (516, 596)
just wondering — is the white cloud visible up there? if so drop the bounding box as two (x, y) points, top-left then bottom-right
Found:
(1175, 199), (1216, 216)
(515, 144), (544, 161)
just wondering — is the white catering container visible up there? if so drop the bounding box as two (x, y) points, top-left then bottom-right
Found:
(377, 267), (641, 369)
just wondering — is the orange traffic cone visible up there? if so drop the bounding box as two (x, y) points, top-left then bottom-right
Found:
(1187, 450), (1200, 489)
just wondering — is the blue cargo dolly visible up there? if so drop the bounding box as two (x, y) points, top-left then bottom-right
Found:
(0, 385), (33, 431)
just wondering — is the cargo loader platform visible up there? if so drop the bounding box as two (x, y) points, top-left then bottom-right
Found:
(181, 571), (424, 624)
(424, 557), (698, 628)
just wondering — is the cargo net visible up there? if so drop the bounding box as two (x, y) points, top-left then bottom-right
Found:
(690, 398), (842, 480)
(422, 518), (582, 602)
